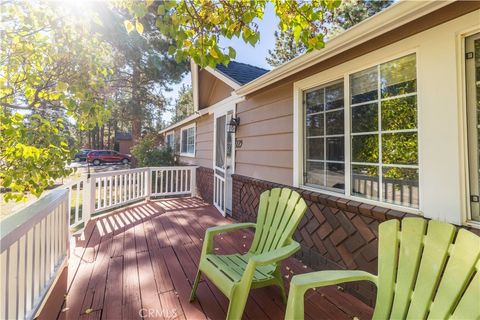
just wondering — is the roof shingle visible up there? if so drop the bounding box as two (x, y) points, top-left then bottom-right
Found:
(215, 61), (269, 85)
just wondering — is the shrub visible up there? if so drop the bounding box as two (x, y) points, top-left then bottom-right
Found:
(131, 135), (175, 167)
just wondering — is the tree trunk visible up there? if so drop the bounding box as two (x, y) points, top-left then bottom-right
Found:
(100, 125), (105, 149)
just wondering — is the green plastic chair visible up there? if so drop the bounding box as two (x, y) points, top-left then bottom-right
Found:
(190, 188), (308, 320)
(285, 218), (480, 320)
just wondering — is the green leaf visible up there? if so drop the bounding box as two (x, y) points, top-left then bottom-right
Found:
(228, 47), (236, 59)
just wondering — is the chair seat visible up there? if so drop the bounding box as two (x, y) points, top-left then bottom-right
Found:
(204, 253), (276, 283)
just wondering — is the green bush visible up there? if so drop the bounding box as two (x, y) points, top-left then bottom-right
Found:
(131, 135), (175, 167)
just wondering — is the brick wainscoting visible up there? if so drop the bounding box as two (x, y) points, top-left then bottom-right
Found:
(196, 167), (214, 205)
(231, 173), (419, 307)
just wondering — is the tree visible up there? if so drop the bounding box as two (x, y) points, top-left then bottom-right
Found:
(265, 0), (393, 66)
(0, 0), (114, 201)
(88, 3), (188, 142)
(329, 0), (394, 36)
(118, 0), (342, 68)
(171, 84), (193, 123)
(266, 30), (307, 67)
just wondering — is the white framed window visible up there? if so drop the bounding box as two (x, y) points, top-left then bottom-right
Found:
(303, 80), (345, 192)
(180, 124), (195, 157)
(296, 53), (419, 210)
(465, 32), (480, 222)
(165, 132), (175, 150)
(350, 53), (418, 208)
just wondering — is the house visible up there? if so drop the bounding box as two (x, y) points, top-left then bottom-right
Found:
(160, 0), (480, 305)
(114, 131), (133, 154)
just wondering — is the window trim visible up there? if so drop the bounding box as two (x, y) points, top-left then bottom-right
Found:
(180, 123), (196, 157)
(294, 48), (421, 215)
(461, 27), (480, 227)
(165, 131), (175, 150)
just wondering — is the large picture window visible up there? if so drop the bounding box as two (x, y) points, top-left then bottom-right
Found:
(180, 125), (195, 156)
(350, 54), (418, 208)
(304, 80), (345, 191)
(301, 53), (419, 209)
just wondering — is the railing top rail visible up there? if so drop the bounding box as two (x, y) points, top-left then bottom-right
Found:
(149, 166), (198, 170)
(0, 188), (68, 253)
(85, 166), (198, 178)
(85, 167), (149, 178)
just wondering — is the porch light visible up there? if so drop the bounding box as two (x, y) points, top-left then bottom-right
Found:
(227, 117), (240, 133)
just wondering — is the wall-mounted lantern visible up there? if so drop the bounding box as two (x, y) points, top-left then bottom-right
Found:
(227, 117), (240, 133)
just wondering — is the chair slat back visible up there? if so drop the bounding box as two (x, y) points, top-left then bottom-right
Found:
(249, 188), (307, 255)
(373, 218), (480, 320)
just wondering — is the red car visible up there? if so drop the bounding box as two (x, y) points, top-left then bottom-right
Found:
(86, 150), (131, 166)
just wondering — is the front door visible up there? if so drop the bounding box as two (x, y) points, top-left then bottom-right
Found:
(214, 107), (235, 216)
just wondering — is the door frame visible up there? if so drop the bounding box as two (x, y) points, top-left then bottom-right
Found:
(213, 102), (236, 216)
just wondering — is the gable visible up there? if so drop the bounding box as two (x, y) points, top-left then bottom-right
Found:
(198, 68), (234, 109)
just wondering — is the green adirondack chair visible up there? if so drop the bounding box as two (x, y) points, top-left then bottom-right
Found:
(285, 218), (480, 320)
(190, 188), (308, 320)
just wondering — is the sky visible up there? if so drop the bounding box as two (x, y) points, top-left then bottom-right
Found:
(162, 3), (279, 123)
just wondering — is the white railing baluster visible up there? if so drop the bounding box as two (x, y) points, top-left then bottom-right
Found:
(160, 170), (163, 194)
(75, 181), (80, 224)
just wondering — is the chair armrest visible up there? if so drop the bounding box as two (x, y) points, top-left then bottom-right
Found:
(201, 222), (256, 256)
(290, 270), (378, 292)
(250, 241), (300, 266)
(205, 222), (256, 237)
(285, 270), (378, 319)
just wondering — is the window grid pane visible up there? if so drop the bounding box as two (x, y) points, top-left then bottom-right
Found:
(304, 80), (345, 192)
(350, 53), (418, 208)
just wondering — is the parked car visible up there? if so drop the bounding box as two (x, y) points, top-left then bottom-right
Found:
(73, 149), (92, 162)
(86, 150), (132, 166)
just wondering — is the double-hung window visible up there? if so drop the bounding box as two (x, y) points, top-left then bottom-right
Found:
(302, 53), (419, 209)
(180, 125), (195, 156)
(165, 132), (175, 150)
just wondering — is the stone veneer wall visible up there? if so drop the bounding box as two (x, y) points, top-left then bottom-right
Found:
(196, 167), (214, 205)
(232, 173), (420, 306)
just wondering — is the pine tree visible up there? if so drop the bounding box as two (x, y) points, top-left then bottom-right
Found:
(265, 0), (394, 67)
(266, 30), (307, 68)
(172, 84), (193, 123)
(329, 0), (394, 36)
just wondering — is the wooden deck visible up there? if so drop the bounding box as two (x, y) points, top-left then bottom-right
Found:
(58, 198), (373, 319)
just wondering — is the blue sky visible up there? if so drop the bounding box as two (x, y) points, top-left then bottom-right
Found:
(162, 4), (279, 123)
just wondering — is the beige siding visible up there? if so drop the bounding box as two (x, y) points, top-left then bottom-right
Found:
(198, 70), (233, 108)
(173, 114), (214, 169)
(235, 82), (294, 185)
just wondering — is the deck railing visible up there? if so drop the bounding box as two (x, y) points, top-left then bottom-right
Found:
(66, 166), (197, 228)
(0, 166), (197, 319)
(0, 189), (69, 320)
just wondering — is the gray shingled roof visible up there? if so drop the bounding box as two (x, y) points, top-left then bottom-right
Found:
(115, 132), (132, 141)
(215, 61), (269, 85)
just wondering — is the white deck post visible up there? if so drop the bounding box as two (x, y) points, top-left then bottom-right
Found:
(191, 167), (197, 197)
(145, 168), (152, 200)
(83, 176), (96, 222)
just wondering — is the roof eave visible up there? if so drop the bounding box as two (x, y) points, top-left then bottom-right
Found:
(205, 66), (242, 90)
(235, 0), (452, 96)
